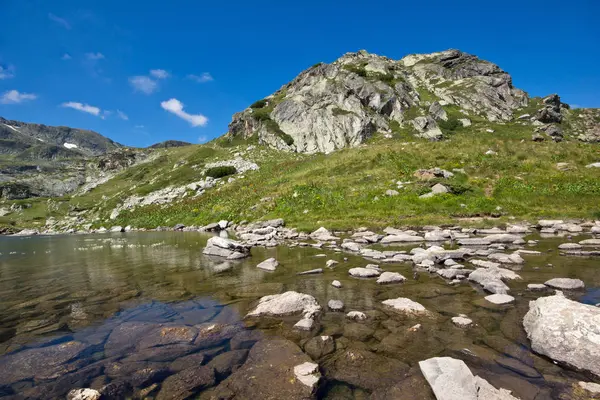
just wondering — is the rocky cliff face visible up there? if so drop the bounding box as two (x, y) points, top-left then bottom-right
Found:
(226, 49), (598, 153)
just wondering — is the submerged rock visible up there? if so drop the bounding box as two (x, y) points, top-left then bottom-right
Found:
(523, 292), (600, 378)
(209, 339), (318, 398)
(256, 257), (279, 271)
(0, 341), (89, 385)
(322, 348), (410, 391)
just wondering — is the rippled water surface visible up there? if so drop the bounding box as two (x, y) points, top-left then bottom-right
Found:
(0, 232), (599, 399)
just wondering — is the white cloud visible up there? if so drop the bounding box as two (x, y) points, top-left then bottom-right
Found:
(135, 124), (145, 129)
(1, 90), (37, 104)
(150, 69), (169, 79)
(187, 72), (213, 83)
(161, 98), (208, 127)
(198, 135), (208, 143)
(86, 52), (105, 60)
(117, 110), (129, 120)
(61, 53), (72, 60)
(0, 65), (15, 80)
(61, 101), (101, 116)
(129, 76), (158, 95)
(49, 13), (71, 29)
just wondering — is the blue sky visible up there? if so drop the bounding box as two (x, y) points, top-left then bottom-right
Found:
(0, 0), (598, 147)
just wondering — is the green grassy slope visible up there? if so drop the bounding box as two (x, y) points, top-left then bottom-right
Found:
(2, 116), (599, 232)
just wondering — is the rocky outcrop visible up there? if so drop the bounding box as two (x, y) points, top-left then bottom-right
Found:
(225, 49), (530, 153)
(523, 292), (600, 378)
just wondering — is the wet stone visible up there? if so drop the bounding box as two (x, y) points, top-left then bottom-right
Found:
(229, 329), (263, 350)
(322, 348), (410, 392)
(304, 335), (335, 360)
(0, 341), (89, 385)
(343, 323), (375, 341)
(156, 365), (216, 400)
(208, 339), (316, 399)
(206, 349), (249, 379)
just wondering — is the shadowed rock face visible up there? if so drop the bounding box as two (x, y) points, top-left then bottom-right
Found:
(226, 49), (532, 153)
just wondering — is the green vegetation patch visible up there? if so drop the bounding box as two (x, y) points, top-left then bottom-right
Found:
(206, 166), (237, 179)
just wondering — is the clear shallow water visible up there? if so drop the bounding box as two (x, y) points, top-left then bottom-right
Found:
(0, 232), (599, 399)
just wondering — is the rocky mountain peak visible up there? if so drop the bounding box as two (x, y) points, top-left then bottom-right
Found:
(226, 49), (597, 154)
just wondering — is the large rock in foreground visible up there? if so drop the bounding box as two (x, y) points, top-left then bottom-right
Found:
(206, 339), (318, 399)
(523, 292), (600, 378)
(418, 357), (518, 400)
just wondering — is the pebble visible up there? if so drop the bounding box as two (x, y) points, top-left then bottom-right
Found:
(331, 280), (342, 288)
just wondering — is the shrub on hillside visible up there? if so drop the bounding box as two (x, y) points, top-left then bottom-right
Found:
(438, 117), (461, 132)
(205, 166), (237, 178)
(250, 99), (267, 109)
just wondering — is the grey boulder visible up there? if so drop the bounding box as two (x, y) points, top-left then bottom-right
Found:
(523, 292), (600, 378)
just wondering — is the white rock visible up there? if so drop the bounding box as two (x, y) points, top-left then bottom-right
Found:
(544, 278), (585, 290)
(294, 362), (320, 389)
(310, 227), (339, 241)
(348, 267), (381, 278)
(331, 280), (342, 288)
(257, 257), (279, 271)
(326, 259), (339, 268)
(538, 219), (564, 227)
(527, 283), (547, 291)
(484, 234), (522, 243)
(247, 291), (321, 319)
(419, 358), (519, 400)
(470, 259), (501, 269)
(488, 252), (525, 264)
(484, 294), (515, 305)
(586, 162), (600, 168)
(523, 292), (600, 378)
(328, 299), (344, 311)
(376, 271), (407, 284)
(346, 311), (367, 321)
(341, 242), (361, 252)
(382, 298), (429, 314)
(380, 234), (424, 243)
(578, 381), (600, 395)
(580, 239), (600, 245)
(452, 316), (473, 328)
(67, 389), (101, 400)
(293, 318), (314, 331)
(558, 243), (582, 250)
